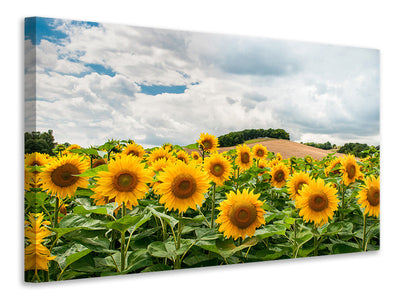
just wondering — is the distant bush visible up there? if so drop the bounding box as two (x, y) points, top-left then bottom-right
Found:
(303, 141), (334, 150)
(25, 130), (56, 155)
(338, 143), (375, 158)
(218, 128), (290, 147)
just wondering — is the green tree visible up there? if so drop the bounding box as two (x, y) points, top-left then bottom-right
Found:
(25, 130), (56, 155)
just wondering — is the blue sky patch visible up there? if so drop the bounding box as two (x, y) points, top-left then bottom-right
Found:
(25, 17), (68, 45)
(138, 84), (188, 95)
(86, 63), (116, 77)
(25, 17), (99, 45)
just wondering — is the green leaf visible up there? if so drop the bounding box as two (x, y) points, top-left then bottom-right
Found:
(24, 191), (48, 206)
(141, 264), (171, 273)
(125, 250), (153, 273)
(53, 243), (92, 271)
(76, 164), (109, 177)
(65, 249), (93, 268)
(195, 227), (222, 241)
(70, 148), (99, 156)
(284, 216), (295, 225)
(74, 188), (95, 197)
(332, 243), (362, 254)
(65, 232), (111, 253)
(179, 214), (206, 226)
(26, 165), (44, 172)
(147, 240), (193, 259)
(254, 224), (287, 240)
(147, 206), (179, 228)
(73, 205), (111, 216)
(106, 212), (151, 233)
(58, 214), (107, 230)
(196, 237), (258, 259)
(293, 231), (314, 248)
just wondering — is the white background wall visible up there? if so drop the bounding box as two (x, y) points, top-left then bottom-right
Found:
(2, 1), (398, 299)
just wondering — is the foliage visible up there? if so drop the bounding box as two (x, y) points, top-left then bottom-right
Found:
(25, 130), (56, 155)
(218, 128), (290, 147)
(303, 141), (334, 150)
(24, 138), (380, 282)
(338, 143), (378, 158)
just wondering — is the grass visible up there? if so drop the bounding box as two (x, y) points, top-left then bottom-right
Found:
(183, 143), (198, 149)
(244, 137), (275, 144)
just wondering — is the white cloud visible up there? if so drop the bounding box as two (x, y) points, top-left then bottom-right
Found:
(29, 18), (380, 148)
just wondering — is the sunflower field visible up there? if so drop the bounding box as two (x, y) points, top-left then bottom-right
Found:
(24, 133), (380, 282)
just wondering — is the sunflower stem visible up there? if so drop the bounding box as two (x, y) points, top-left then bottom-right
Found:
(53, 197), (60, 228)
(312, 225), (319, 256)
(362, 213), (367, 251)
(120, 202), (126, 272)
(174, 213), (184, 269)
(340, 185), (347, 220)
(235, 167), (240, 191)
(210, 183), (216, 228)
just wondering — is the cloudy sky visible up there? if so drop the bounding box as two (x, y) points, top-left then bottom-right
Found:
(25, 17), (380, 148)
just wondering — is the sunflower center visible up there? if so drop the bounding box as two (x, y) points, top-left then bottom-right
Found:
(229, 203), (257, 229)
(127, 150), (139, 156)
(309, 194), (328, 212)
(31, 160), (40, 166)
(171, 174), (197, 199)
(211, 163), (224, 177)
(256, 150), (264, 157)
(296, 181), (307, 195)
(51, 163), (80, 187)
(347, 164), (356, 179)
(274, 170), (285, 182)
(202, 140), (212, 150)
(241, 152), (250, 163)
(367, 187), (380, 207)
(114, 172), (138, 192)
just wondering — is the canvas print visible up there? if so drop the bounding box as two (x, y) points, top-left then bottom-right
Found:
(24, 17), (380, 282)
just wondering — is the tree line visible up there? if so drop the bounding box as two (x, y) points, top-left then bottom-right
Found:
(218, 128), (290, 147)
(302, 141), (335, 150)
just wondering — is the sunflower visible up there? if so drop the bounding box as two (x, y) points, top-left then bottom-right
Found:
(276, 153), (283, 161)
(24, 152), (51, 167)
(324, 157), (341, 176)
(190, 151), (201, 161)
(175, 150), (190, 164)
(24, 166), (34, 190)
(287, 171), (312, 200)
(66, 144), (81, 152)
(358, 175), (380, 217)
(269, 163), (290, 188)
(91, 188), (116, 206)
(252, 144), (268, 160)
(304, 155), (314, 165)
(197, 133), (219, 153)
(340, 154), (363, 186)
(204, 152), (233, 186)
(235, 144), (253, 170)
(155, 161), (210, 213)
(150, 157), (174, 189)
(215, 189), (265, 240)
(93, 154), (152, 209)
(257, 159), (269, 176)
(39, 154), (89, 199)
(24, 213), (56, 272)
(147, 147), (172, 165)
(162, 143), (173, 152)
(295, 178), (339, 227)
(268, 158), (280, 169)
(122, 143), (146, 158)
